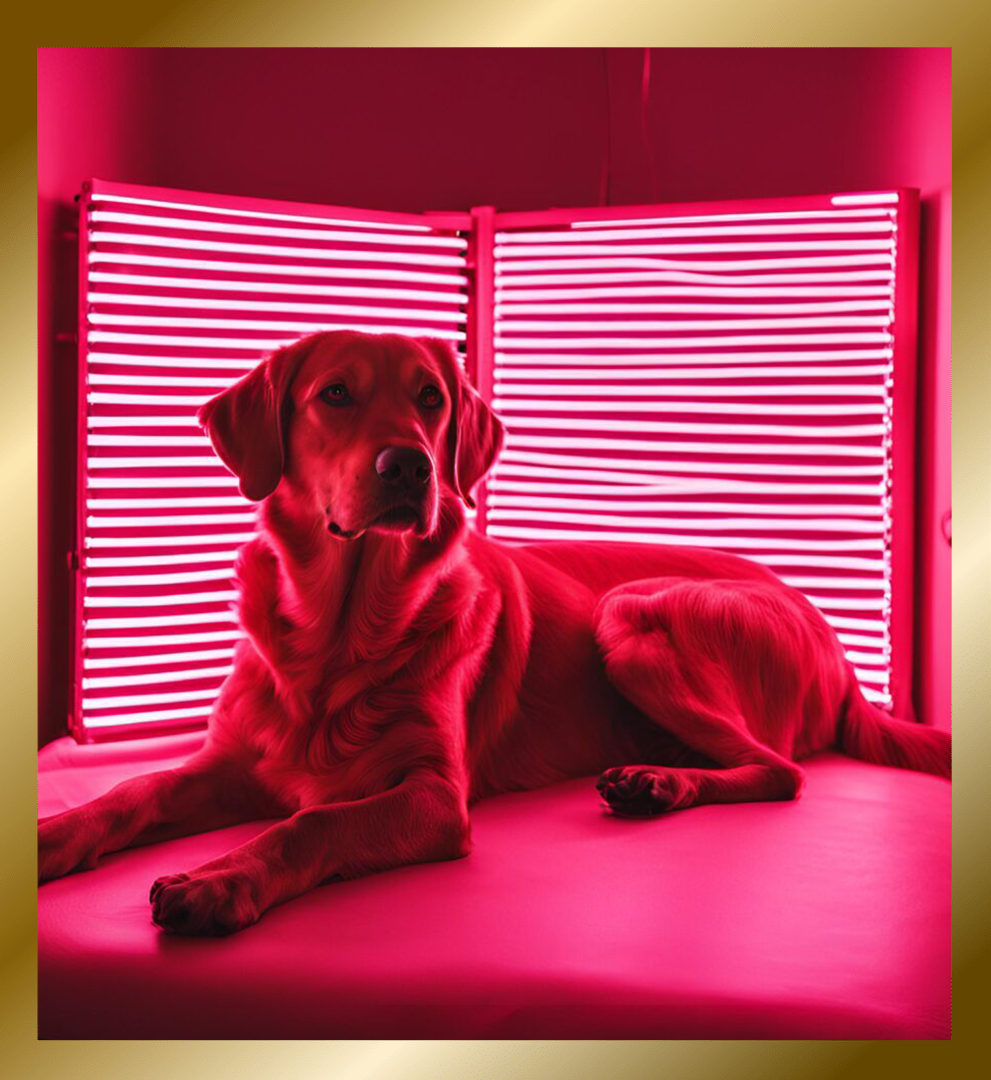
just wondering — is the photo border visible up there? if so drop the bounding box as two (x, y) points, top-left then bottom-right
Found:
(5, 19), (986, 1073)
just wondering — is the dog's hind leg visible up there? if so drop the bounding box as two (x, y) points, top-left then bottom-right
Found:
(592, 577), (841, 815)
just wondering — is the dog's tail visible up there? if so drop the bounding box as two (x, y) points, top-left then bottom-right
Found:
(838, 677), (950, 779)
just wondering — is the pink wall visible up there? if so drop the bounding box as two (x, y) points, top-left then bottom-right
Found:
(37, 47), (951, 745)
(39, 50), (158, 748)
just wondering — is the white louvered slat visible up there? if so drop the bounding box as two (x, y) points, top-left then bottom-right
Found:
(76, 181), (470, 738)
(488, 195), (908, 709)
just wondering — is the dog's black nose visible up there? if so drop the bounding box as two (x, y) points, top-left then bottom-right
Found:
(375, 446), (432, 489)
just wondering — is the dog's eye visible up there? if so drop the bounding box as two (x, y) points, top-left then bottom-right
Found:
(320, 383), (352, 406)
(419, 385), (443, 409)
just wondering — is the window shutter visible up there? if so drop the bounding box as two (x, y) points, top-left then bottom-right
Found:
(74, 180), (470, 739)
(484, 192), (918, 715)
(72, 184), (919, 740)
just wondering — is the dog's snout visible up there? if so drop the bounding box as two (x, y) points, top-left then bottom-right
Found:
(375, 446), (432, 490)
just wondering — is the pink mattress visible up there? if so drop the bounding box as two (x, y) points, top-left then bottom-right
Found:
(38, 734), (951, 1039)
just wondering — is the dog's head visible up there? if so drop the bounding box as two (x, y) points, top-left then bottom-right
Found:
(197, 330), (504, 539)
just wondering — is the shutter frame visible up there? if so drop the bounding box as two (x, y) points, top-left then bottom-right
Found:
(70, 184), (920, 741)
(485, 190), (919, 718)
(71, 179), (470, 741)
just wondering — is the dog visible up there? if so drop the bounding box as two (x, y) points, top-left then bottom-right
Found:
(39, 329), (951, 935)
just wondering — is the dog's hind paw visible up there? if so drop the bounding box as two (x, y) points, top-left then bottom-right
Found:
(596, 765), (696, 816)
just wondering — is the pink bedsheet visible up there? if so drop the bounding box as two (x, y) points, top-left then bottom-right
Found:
(38, 735), (951, 1038)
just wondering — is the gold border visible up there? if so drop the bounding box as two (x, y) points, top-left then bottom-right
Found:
(6, 15), (988, 1073)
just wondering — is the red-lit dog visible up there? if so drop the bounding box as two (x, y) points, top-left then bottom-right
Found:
(39, 330), (951, 935)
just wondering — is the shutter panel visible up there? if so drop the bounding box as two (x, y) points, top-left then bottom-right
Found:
(74, 180), (470, 740)
(485, 192), (919, 715)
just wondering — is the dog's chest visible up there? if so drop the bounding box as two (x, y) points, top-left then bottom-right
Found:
(248, 711), (400, 811)
(253, 754), (359, 811)
(228, 533), (494, 811)
(236, 654), (423, 812)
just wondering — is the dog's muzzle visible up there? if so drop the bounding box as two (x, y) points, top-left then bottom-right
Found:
(326, 446), (435, 539)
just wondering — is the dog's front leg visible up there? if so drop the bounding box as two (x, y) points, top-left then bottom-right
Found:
(150, 772), (470, 936)
(38, 751), (272, 883)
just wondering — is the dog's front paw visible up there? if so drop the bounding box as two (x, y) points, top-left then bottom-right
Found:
(150, 869), (261, 936)
(38, 811), (103, 882)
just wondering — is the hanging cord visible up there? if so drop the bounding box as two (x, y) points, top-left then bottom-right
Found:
(640, 47), (660, 202)
(598, 48), (612, 205)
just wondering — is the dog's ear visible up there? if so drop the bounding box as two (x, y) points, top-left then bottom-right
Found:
(197, 336), (314, 501)
(417, 338), (504, 509)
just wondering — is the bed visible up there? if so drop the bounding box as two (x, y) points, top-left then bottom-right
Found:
(37, 732), (950, 1039)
